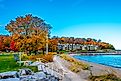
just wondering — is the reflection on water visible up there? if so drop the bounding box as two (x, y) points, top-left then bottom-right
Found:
(73, 55), (121, 68)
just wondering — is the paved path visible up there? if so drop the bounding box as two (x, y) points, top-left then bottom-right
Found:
(53, 56), (88, 81)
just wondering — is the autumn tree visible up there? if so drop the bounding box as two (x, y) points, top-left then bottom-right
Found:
(49, 38), (58, 52)
(0, 35), (11, 52)
(6, 14), (52, 54)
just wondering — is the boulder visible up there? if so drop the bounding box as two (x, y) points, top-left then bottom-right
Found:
(78, 70), (91, 79)
(89, 65), (114, 76)
(30, 61), (44, 66)
(18, 68), (33, 76)
(0, 78), (19, 81)
(0, 71), (18, 79)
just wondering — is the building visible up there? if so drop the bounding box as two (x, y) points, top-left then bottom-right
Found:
(115, 50), (121, 54)
(58, 43), (98, 51)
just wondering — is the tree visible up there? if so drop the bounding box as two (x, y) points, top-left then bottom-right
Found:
(6, 14), (52, 54)
(0, 36), (4, 51)
(0, 35), (11, 52)
(49, 38), (58, 52)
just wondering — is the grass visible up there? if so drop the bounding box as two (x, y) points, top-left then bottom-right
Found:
(60, 54), (89, 73)
(89, 74), (121, 81)
(0, 54), (38, 73)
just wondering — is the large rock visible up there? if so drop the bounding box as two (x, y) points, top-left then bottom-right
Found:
(77, 59), (121, 78)
(0, 78), (19, 81)
(78, 70), (91, 80)
(90, 65), (112, 76)
(30, 61), (44, 66)
(0, 71), (18, 79)
(18, 68), (33, 76)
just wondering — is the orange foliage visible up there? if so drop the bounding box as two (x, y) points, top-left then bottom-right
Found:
(28, 54), (53, 62)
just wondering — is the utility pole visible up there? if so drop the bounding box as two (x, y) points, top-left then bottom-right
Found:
(19, 52), (21, 66)
(46, 31), (48, 54)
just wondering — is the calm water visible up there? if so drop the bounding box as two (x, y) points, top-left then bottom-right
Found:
(73, 55), (121, 68)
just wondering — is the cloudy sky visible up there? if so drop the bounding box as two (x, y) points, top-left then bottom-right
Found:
(0, 0), (121, 49)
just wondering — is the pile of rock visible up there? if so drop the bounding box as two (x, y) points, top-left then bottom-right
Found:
(0, 62), (63, 81)
(0, 71), (19, 81)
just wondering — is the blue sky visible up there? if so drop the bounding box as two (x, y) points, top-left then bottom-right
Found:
(0, 0), (121, 49)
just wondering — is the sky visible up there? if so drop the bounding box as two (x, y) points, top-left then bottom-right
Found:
(0, 0), (121, 49)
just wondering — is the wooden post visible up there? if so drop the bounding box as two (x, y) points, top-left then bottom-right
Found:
(46, 32), (48, 54)
(19, 52), (21, 66)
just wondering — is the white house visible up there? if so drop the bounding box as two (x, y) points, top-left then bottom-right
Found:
(58, 43), (98, 51)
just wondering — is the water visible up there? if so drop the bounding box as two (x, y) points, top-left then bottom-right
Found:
(73, 55), (121, 68)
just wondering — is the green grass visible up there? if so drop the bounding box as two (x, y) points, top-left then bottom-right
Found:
(0, 54), (38, 73)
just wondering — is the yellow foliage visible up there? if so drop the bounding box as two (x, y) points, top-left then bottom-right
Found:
(21, 53), (29, 61)
(21, 54), (54, 63)
(60, 54), (89, 72)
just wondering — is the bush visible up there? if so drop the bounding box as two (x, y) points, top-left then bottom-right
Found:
(60, 54), (89, 72)
(42, 54), (53, 62)
(21, 53), (29, 61)
(21, 54), (54, 63)
(69, 64), (81, 73)
(89, 74), (121, 81)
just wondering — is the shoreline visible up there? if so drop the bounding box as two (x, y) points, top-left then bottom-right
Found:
(70, 54), (121, 69)
(69, 54), (121, 78)
(69, 53), (121, 56)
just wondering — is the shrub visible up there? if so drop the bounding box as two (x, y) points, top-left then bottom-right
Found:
(42, 54), (53, 62)
(21, 53), (29, 61)
(89, 74), (121, 81)
(60, 54), (90, 72)
(69, 64), (81, 73)
(21, 54), (54, 63)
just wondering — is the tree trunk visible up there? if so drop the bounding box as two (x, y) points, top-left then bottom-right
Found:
(72, 44), (73, 50)
(34, 50), (38, 55)
(42, 49), (44, 54)
(29, 51), (31, 55)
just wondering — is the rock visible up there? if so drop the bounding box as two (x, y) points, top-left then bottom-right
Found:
(20, 72), (47, 81)
(53, 56), (88, 81)
(18, 68), (33, 76)
(90, 65), (113, 76)
(33, 72), (46, 79)
(0, 78), (20, 81)
(30, 61), (44, 66)
(0, 71), (18, 79)
(78, 70), (91, 79)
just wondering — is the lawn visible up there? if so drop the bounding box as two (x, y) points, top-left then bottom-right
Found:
(0, 54), (38, 73)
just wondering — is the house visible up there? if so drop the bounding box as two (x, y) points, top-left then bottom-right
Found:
(57, 43), (98, 51)
(115, 50), (121, 54)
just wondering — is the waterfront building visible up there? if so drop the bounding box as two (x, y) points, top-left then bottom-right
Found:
(57, 43), (98, 51)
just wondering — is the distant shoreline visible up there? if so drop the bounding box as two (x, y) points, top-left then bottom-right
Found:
(70, 53), (121, 55)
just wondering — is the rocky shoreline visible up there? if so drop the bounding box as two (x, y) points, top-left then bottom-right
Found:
(69, 54), (121, 79)
(55, 54), (121, 81)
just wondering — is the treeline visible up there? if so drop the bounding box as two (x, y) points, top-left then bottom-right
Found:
(0, 35), (115, 52)
(49, 36), (115, 51)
